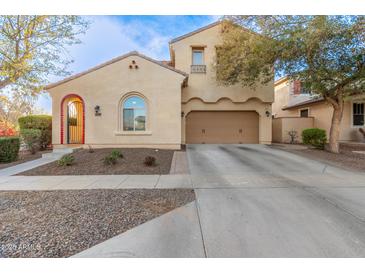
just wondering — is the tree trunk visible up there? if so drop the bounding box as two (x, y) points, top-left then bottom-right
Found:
(327, 96), (344, 153)
(0, 78), (12, 90)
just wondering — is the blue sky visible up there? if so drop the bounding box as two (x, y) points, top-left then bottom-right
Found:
(37, 15), (219, 113)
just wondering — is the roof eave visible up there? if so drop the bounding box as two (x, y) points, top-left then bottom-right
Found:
(44, 51), (188, 90)
(274, 76), (289, 87)
(282, 98), (325, 110)
(169, 21), (222, 45)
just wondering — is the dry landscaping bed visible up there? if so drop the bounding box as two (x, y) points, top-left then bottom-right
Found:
(19, 148), (175, 175)
(0, 188), (195, 257)
(275, 145), (365, 172)
(0, 150), (46, 170)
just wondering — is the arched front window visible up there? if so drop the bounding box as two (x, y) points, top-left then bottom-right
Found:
(123, 96), (146, 131)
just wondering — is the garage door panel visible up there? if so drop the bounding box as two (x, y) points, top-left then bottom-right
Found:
(186, 111), (259, 144)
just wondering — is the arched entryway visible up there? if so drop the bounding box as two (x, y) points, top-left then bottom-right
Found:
(60, 94), (85, 144)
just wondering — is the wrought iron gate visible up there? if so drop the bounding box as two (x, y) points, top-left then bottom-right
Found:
(67, 101), (83, 144)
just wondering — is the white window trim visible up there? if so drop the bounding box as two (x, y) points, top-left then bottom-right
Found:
(298, 107), (310, 117)
(351, 100), (365, 128)
(116, 92), (151, 135)
(114, 130), (152, 136)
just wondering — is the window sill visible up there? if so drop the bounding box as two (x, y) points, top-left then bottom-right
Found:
(114, 131), (152, 136)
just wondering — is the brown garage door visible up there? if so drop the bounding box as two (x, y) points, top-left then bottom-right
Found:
(186, 111), (259, 144)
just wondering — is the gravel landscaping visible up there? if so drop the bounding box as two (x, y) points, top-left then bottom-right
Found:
(275, 145), (365, 172)
(18, 148), (175, 175)
(0, 150), (46, 170)
(0, 189), (195, 257)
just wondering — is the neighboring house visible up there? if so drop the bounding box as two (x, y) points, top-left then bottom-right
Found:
(272, 77), (365, 143)
(46, 21), (274, 149)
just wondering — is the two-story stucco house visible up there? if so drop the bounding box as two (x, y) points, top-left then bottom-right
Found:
(46, 21), (274, 149)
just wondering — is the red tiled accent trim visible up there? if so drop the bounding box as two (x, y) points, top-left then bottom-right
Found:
(60, 94), (85, 144)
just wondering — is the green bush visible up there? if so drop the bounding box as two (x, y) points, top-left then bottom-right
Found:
(302, 128), (327, 149)
(0, 137), (20, 163)
(104, 154), (118, 165)
(58, 154), (75, 166)
(20, 128), (42, 154)
(111, 149), (123, 159)
(103, 150), (123, 165)
(18, 115), (52, 149)
(144, 156), (156, 166)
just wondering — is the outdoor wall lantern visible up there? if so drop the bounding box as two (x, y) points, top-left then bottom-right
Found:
(265, 110), (270, 117)
(95, 105), (101, 116)
(181, 111), (185, 117)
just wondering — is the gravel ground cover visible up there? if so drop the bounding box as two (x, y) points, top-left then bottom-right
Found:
(18, 148), (175, 175)
(0, 189), (195, 257)
(279, 146), (365, 172)
(0, 150), (46, 170)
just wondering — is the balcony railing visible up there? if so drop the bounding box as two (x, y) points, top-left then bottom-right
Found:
(191, 65), (206, 73)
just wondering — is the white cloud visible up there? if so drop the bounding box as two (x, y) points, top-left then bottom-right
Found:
(69, 16), (172, 72)
(36, 16), (216, 113)
(37, 16), (172, 113)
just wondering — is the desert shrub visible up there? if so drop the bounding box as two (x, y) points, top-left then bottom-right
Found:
(104, 150), (124, 165)
(111, 149), (123, 158)
(18, 115), (52, 149)
(20, 128), (42, 154)
(104, 154), (118, 165)
(58, 154), (75, 166)
(0, 137), (20, 163)
(302, 128), (327, 149)
(88, 145), (94, 153)
(287, 129), (298, 144)
(144, 156), (156, 166)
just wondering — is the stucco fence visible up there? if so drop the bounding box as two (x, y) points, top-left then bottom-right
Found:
(272, 117), (314, 143)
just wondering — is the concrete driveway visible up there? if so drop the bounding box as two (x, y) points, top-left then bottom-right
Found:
(188, 144), (365, 257)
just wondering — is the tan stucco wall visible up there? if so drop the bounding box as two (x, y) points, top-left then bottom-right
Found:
(273, 79), (364, 142)
(171, 23), (274, 144)
(303, 102), (363, 142)
(272, 117), (314, 143)
(272, 81), (291, 117)
(49, 55), (185, 149)
(272, 118), (282, 143)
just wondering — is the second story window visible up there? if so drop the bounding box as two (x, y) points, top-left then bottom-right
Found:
(191, 47), (206, 73)
(192, 49), (204, 65)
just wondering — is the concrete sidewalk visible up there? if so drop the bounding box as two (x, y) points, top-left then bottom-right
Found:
(0, 157), (59, 177)
(0, 148), (73, 177)
(0, 174), (194, 190)
(73, 202), (205, 258)
(1, 171), (365, 190)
